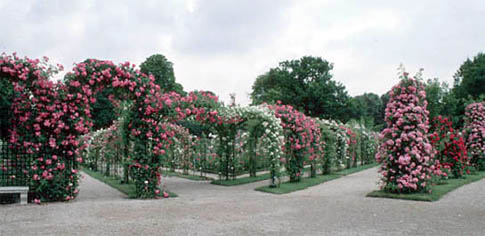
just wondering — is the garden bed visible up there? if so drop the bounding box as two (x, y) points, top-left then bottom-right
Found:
(367, 171), (485, 202)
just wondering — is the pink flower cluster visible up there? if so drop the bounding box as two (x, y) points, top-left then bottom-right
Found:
(176, 91), (238, 125)
(376, 73), (436, 193)
(464, 102), (485, 164)
(267, 102), (323, 181)
(1, 53), (80, 202)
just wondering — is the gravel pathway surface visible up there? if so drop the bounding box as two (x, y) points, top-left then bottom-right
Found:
(1, 167), (485, 236)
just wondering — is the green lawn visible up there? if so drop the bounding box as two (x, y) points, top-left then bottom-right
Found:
(210, 165), (334, 187)
(81, 168), (177, 198)
(255, 174), (341, 194)
(164, 171), (213, 181)
(211, 172), (272, 186)
(255, 163), (379, 194)
(367, 171), (485, 202)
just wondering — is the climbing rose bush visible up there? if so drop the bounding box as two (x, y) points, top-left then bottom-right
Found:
(164, 123), (195, 173)
(376, 72), (436, 193)
(65, 59), (180, 198)
(267, 103), (323, 182)
(347, 121), (379, 165)
(464, 102), (485, 169)
(237, 105), (285, 184)
(0, 53), (81, 203)
(430, 116), (468, 178)
(319, 119), (349, 169)
(340, 125), (357, 168)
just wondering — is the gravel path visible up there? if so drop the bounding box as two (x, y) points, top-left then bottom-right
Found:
(1, 167), (485, 236)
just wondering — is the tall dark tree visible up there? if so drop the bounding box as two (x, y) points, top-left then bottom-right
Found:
(91, 88), (117, 130)
(140, 54), (185, 95)
(251, 56), (351, 121)
(453, 52), (485, 101)
(350, 93), (384, 129)
(375, 93), (391, 131)
(424, 78), (449, 121)
(445, 52), (485, 127)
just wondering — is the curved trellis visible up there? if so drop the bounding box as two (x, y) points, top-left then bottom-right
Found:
(228, 105), (285, 185)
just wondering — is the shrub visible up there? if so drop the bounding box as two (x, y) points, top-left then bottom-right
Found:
(464, 102), (485, 170)
(430, 116), (468, 178)
(376, 71), (437, 193)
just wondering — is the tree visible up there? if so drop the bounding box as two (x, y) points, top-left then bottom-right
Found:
(140, 54), (185, 95)
(349, 93), (384, 129)
(424, 78), (449, 121)
(437, 52), (485, 128)
(91, 88), (117, 130)
(453, 52), (485, 101)
(250, 56), (351, 121)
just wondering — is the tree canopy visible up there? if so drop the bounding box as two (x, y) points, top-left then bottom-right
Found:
(250, 56), (351, 121)
(453, 52), (485, 101)
(349, 93), (385, 130)
(424, 78), (450, 121)
(140, 54), (185, 95)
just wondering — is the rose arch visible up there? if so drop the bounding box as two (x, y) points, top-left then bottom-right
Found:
(1, 54), (182, 201)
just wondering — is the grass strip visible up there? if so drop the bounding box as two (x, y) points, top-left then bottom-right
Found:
(210, 167), (313, 186)
(367, 171), (485, 202)
(255, 174), (341, 194)
(164, 171), (213, 181)
(211, 172), (272, 186)
(255, 163), (379, 194)
(81, 168), (177, 198)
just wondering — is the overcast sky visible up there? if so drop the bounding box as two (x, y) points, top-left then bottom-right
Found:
(1, 0), (484, 105)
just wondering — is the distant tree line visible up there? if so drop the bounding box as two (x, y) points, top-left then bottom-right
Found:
(250, 53), (485, 130)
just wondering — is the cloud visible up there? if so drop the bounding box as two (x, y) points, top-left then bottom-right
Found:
(172, 0), (292, 55)
(1, 0), (484, 105)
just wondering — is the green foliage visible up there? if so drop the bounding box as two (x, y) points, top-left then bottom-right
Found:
(453, 52), (485, 101)
(91, 88), (117, 130)
(0, 78), (13, 138)
(424, 78), (450, 121)
(349, 93), (384, 130)
(140, 54), (185, 95)
(211, 173), (271, 186)
(320, 124), (336, 174)
(250, 56), (352, 121)
(445, 52), (485, 127)
(256, 174), (340, 194)
(164, 172), (213, 181)
(177, 120), (212, 137)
